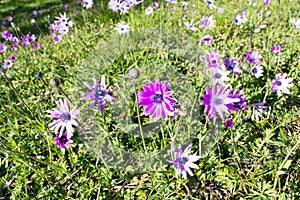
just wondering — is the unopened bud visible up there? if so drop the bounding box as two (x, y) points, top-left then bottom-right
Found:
(50, 78), (59, 88)
(128, 68), (140, 79)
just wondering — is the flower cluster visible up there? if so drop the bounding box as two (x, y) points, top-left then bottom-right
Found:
(49, 13), (73, 43)
(108, 0), (144, 14)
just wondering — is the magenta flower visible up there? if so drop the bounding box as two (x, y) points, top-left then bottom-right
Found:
(7, 16), (13, 22)
(12, 37), (19, 47)
(152, 2), (159, 8)
(2, 30), (13, 41)
(205, 49), (220, 68)
(200, 85), (240, 121)
(246, 51), (261, 65)
(170, 144), (200, 179)
(138, 80), (177, 121)
(270, 73), (293, 96)
(81, 75), (114, 112)
(226, 89), (247, 115)
(10, 55), (16, 61)
(47, 99), (79, 137)
(21, 34), (36, 47)
(271, 45), (281, 54)
(32, 42), (40, 50)
(200, 35), (213, 46)
(264, 0), (271, 6)
(55, 133), (72, 148)
(224, 119), (234, 128)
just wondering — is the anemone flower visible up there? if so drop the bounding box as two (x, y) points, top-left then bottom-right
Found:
(47, 99), (79, 137)
(170, 144), (200, 179)
(81, 75), (114, 112)
(138, 80), (177, 121)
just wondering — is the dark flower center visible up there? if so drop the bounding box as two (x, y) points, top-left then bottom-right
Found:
(225, 120), (232, 127)
(60, 112), (71, 122)
(228, 63), (235, 70)
(276, 81), (282, 86)
(95, 86), (107, 99)
(152, 93), (164, 104)
(249, 57), (255, 63)
(214, 73), (222, 79)
(207, 0), (212, 4)
(211, 60), (217, 64)
(178, 157), (188, 164)
(59, 135), (68, 144)
(252, 68), (257, 74)
(213, 98), (223, 105)
(204, 38), (210, 41)
(233, 101), (242, 109)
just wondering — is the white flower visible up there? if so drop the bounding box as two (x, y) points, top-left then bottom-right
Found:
(115, 21), (131, 35)
(82, 0), (94, 9)
(204, 0), (216, 9)
(251, 102), (268, 121)
(252, 65), (263, 78)
(234, 12), (247, 25)
(291, 18), (300, 29)
(30, 18), (36, 24)
(4, 59), (13, 69)
(209, 64), (230, 85)
(184, 20), (198, 31)
(145, 6), (154, 15)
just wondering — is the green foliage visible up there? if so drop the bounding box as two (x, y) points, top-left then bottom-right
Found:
(0, 0), (300, 199)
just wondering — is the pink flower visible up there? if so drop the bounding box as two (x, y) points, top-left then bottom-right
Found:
(138, 80), (177, 121)
(271, 45), (281, 54)
(270, 73), (293, 96)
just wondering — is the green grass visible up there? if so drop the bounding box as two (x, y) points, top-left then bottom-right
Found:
(0, 0), (300, 199)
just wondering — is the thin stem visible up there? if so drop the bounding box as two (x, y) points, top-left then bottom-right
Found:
(57, 86), (73, 104)
(132, 79), (147, 152)
(171, 114), (183, 158)
(2, 71), (33, 116)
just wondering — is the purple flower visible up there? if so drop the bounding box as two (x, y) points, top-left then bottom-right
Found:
(227, 89), (247, 115)
(52, 34), (62, 43)
(55, 133), (72, 148)
(2, 21), (7, 27)
(264, 0), (271, 6)
(82, 0), (94, 9)
(200, 16), (216, 29)
(170, 144), (200, 179)
(204, 0), (216, 9)
(7, 16), (13, 22)
(246, 51), (261, 65)
(47, 99), (79, 137)
(4, 59), (13, 69)
(0, 43), (7, 53)
(32, 42), (40, 50)
(21, 34), (36, 47)
(152, 2), (159, 8)
(10, 55), (16, 61)
(224, 58), (242, 75)
(181, 2), (188, 9)
(252, 102), (268, 121)
(205, 49), (220, 68)
(224, 119), (234, 128)
(200, 85), (240, 121)
(270, 73), (293, 96)
(81, 75), (114, 112)
(271, 45), (281, 54)
(2, 30), (13, 41)
(138, 80), (177, 121)
(252, 65), (263, 78)
(12, 37), (19, 47)
(200, 35), (213, 46)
